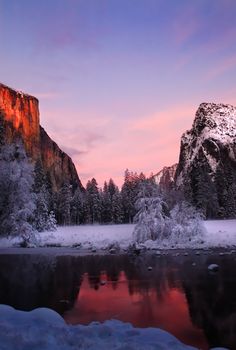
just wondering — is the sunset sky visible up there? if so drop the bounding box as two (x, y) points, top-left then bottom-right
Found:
(0, 0), (236, 187)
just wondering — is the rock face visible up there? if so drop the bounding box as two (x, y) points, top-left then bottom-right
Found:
(40, 127), (82, 191)
(175, 103), (236, 218)
(0, 83), (83, 192)
(153, 164), (177, 191)
(0, 83), (40, 156)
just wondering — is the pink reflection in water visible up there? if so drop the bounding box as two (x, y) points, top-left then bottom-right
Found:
(64, 271), (208, 349)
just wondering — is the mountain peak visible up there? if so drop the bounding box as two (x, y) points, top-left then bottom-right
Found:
(192, 102), (236, 140)
(0, 82), (38, 102)
(175, 102), (236, 218)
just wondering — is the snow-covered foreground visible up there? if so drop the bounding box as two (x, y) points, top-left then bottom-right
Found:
(0, 304), (223, 350)
(0, 220), (235, 250)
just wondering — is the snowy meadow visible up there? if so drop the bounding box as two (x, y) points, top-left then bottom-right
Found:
(0, 220), (235, 251)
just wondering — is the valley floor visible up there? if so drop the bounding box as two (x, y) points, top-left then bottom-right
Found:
(0, 219), (235, 251)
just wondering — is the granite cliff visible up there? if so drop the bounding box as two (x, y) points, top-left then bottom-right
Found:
(0, 83), (82, 192)
(153, 164), (177, 191)
(175, 103), (236, 218)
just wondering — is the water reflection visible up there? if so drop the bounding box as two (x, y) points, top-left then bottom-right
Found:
(0, 252), (235, 349)
(64, 270), (207, 349)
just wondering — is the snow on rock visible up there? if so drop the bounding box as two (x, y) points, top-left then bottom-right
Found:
(176, 103), (236, 187)
(153, 163), (178, 191)
(175, 102), (236, 219)
(0, 305), (199, 350)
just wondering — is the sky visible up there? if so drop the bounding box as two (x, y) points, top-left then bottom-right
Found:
(0, 0), (236, 187)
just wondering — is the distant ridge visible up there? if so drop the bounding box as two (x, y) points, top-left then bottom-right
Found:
(153, 163), (178, 191)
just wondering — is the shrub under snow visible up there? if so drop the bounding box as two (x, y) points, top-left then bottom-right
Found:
(133, 196), (169, 243)
(133, 195), (205, 244)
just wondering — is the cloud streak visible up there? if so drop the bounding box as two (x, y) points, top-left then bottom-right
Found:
(205, 54), (236, 81)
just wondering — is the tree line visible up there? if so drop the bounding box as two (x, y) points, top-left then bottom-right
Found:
(54, 169), (157, 226)
(0, 136), (159, 243)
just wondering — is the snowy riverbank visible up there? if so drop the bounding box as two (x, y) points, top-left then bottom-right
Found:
(0, 305), (223, 350)
(0, 220), (235, 250)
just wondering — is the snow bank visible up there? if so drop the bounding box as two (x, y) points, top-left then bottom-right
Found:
(38, 224), (135, 250)
(0, 305), (199, 350)
(0, 220), (235, 251)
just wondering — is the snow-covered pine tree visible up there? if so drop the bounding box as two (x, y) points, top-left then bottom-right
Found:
(58, 182), (72, 225)
(0, 142), (36, 244)
(85, 178), (101, 223)
(101, 181), (112, 223)
(133, 195), (168, 243)
(133, 179), (205, 244)
(168, 201), (205, 242)
(70, 188), (86, 224)
(111, 191), (124, 224)
(121, 170), (144, 223)
(33, 160), (57, 231)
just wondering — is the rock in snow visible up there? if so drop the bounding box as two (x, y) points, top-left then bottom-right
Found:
(0, 305), (230, 350)
(208, 263), (219, 272)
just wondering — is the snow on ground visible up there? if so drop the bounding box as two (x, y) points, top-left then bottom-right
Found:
(0, 220), (235, 250)
(203, 220), (236, 247)
(0, 305), (201, 350)
(40, 224), (135, 250)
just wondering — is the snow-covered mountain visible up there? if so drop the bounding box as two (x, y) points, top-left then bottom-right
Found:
(175, 103), (236, 218)
(153, 164), (177, 190)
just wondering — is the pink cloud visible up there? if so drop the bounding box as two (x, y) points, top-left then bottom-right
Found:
(42, 102), (218, 188)
(72, 104), (196, 187)
(205, 54), (236, 81)
(171, 6), (200, 46)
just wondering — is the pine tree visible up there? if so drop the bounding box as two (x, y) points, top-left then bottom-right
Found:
(33, 160), (57, 231)
(121, 170), (156, 223)
(58, 182), (72, 225)
(71, 188), (86, 224)
(133, 195), (168, 243)
(191, 163), (218, 218)
(121, 169), (138, 223)
(101, 181), (112, 223)
(111, 191), (123, 223)
(85, 178), (101, 223)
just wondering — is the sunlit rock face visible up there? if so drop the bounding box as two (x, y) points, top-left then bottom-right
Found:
(0, 83), (40, 157)
(0, 83), (82, 191)
(175, 103), (236, 218)
(40, 127), (82, 191)
(153, 164), (178, 191)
